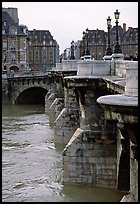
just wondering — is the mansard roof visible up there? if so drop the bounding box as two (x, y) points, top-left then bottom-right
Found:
(2, 11), (15, 28)
(82, 29), (106, 42)
(123, 27), (138, 39)
(28, 30), (57, 44)
(2, 11), (27, 36)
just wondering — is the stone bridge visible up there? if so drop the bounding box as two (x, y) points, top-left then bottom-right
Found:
(2, 59), (138, 202)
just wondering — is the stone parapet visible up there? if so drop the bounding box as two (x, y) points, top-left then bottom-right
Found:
(77, 60), (111, 76)
(55, 60), (77, 71)
(115, 60), (126, 78)
(124, 61), (138, 97)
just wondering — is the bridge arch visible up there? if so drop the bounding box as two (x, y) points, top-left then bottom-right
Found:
(9, 65), (19, 72)
(15, 87), (48, 104)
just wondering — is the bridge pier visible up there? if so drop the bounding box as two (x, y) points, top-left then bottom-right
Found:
(53, 85), (80, 144)
(62, 76), (118, 188)
(2, 77), (9, 104)
(45, 82), (64, 127)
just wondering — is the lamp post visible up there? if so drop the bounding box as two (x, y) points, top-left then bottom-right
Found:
(70, 40), (75, 59)
(103, 16), (112, 60)
(82, 31), (86, 56)
(111, 9), (124, 60)
(83, 28), (90, 55)
(113, 9), (122, 54)
(106, 16), (112, 56)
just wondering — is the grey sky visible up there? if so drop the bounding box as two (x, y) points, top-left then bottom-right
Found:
(2, 2), (138, 53)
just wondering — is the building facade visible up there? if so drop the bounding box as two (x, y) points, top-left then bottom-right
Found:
(79, 24), (138, 60)
(28, 29), (59, 71)
(2, 8), (29, 72)
(2, 7), (60, 73)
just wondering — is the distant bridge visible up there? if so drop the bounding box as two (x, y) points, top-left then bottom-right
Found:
(3, 70), (76, 105)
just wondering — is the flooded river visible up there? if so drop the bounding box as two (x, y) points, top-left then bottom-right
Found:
(2, 104), (124, 202)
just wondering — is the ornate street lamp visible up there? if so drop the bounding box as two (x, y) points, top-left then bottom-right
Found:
(70, 40), (75, 59)
(83, 28), (90, 55)
(105, 16), (112, 56)
(113, 9), (122, 54)
(82, 31), (86, 56)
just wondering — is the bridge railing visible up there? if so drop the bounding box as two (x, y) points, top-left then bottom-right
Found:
(2, 69), (53, 78)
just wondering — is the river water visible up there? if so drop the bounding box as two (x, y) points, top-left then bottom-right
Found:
(2, 104), (125, 202)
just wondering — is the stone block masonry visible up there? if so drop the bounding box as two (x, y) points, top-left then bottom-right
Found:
(62, 128), (117, 188)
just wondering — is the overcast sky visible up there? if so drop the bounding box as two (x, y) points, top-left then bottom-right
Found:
(2, 2), (138, 53)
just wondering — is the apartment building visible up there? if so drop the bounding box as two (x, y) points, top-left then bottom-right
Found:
(2, 7), (60, 73)
(2, 8), (28, 72)
(28, 29), (59, 71)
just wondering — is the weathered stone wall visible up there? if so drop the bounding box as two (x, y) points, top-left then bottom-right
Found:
(61, 77), (118, 188)
(63, 127), (117, 188)
(97, 60), (138, 201)
(124, 61), (138, 97)
(2, 77), (9, 104)
(53, 86), (80, 144)
(130, 141), (138, 202)
(45, 80), (64, 127)
(115, 60), (126, 78)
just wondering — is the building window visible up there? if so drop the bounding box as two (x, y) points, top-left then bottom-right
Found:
(3, 41), (7, 49)
(11, 53), (16, 61)
(50, 51), (53, 63)
(10, 27), (17, 35)
(3, 21), (7, 26)
(2, 29), (6, 35)
(11, 40), (16, 48)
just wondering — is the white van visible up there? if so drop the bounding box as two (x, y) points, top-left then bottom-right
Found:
(81, 55), (94, 61)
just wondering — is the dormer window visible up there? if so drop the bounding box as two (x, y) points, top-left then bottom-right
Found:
(3, 21), (7, 26)
(10, 25), (17, 35)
